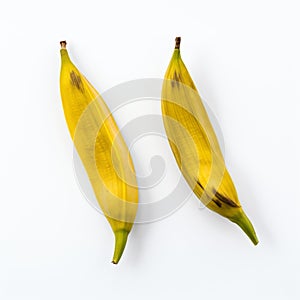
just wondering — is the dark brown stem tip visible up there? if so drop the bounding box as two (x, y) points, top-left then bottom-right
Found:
(60, 41), (67, 49)
(175, 37), (181, 49)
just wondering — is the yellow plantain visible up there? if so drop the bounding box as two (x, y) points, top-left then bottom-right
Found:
(59, 41), (138, 263)
(161, 37), (258, 245)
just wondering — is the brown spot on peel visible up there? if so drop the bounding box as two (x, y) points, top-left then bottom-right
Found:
(197, 181), (204, 190)
(171, 72), (181, 88)
(197, 181), (239, 208)
(212, 199), (222, 208)
(197, 181), (222, 207)
(214, 189), (240, 208)
(70, 71), (84, 93)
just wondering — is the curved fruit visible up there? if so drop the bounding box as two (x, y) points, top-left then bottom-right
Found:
(161, 37), (258, 245)
(59, 41), (138, 263)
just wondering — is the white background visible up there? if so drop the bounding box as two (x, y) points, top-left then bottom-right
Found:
(1, 0), (300, 299)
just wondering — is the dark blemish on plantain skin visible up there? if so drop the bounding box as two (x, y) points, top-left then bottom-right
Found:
(70, 71), (84, 93)
(173, 72), (180, 82)
(214, 189), (239, 208)
(197, 181), (222, 207)
(197, 181), (239, 208)
(212, 199), (222, 208)
(171, 72), (181, 88)
(197, 181), (204, 190)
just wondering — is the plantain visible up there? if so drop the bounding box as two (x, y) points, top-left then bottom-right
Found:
(59, 41), (138, 263)
(161, 37), (258, 245)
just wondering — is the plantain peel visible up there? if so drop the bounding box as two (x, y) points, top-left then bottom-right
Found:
(161, 37), (258, 245)
(59, 41), (139, 264)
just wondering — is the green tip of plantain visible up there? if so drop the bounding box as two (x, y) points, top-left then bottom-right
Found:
(111, 230), (129, 265)
(230, 210), (259, 245)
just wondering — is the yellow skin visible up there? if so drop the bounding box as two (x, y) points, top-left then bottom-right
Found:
(59, 42), (138, 263)
(162, 37), (258, 245)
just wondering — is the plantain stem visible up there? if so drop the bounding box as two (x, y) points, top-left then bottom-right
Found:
(112, 230), (129, 264)
(175, 37), (181, 49)
(60, 40), (67, 49)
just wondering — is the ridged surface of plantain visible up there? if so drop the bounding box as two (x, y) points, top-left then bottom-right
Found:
(59, 41), (138, 263)
(161, 37), (258, 245)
